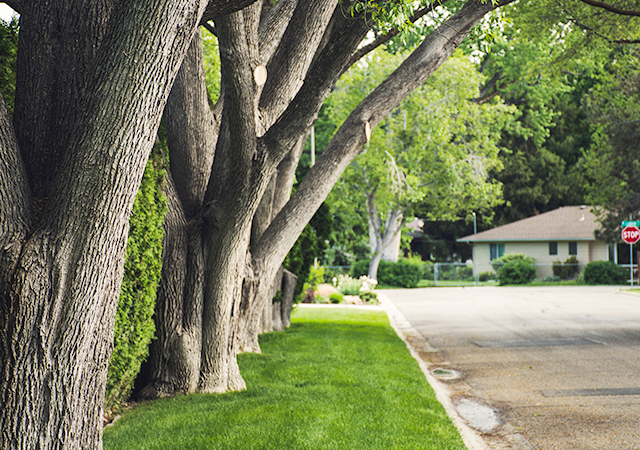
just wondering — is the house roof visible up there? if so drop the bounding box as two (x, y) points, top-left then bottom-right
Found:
(459, 206), (601, 243)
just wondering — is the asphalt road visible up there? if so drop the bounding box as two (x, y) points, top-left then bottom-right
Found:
(383, 286), (640, 450)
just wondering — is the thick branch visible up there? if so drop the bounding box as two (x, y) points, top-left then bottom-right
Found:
(0, 92), (30, 285)
(578, 0), (640, 16)
(201, 0), (260, 22)
(258, 0), (340, 129)
(253, 0), (513, 272)
(257, 0), (299, 64)
(259, 6), (371, 166)
(165, 30), (218, 218)
(3, 0), (21, 14)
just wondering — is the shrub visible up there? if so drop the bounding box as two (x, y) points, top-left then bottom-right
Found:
(359, 291), (379, 304)
(334, 274), (377, 295)
(491, 253), (536, 273)
(552, 256), (580, 280)
(351, 258), (423, 288)
(583, 261), (627, 285)
(329, 292), (344, 304)
(335, 274), (363, 295)
(106, 155), (166, 417)
(478, 271), (496, 282)
(497, 259), (537, 285)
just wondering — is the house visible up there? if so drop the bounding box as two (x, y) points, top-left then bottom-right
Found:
(458, 206), (613, 279)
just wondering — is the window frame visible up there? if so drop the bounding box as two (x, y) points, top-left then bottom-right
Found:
(569, 241), (578, 256)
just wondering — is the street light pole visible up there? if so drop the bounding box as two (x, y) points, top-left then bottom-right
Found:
(472, 212), (477, 235)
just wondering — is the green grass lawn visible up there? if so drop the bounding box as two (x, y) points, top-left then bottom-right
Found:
(103, 307), (466, 450)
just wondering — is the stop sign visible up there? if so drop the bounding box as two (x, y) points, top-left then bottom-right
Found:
(622, 226), (640, 244)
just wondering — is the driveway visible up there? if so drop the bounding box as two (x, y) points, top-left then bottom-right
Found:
(383, 286), (640, 450)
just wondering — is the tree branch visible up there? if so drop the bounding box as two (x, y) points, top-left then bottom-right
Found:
(253, 0), (514, 272)
(344, 3), (437, 70)
(578, 0), (640, 16)
(3, 0), (21, 14)
(257, 0), (299, 64)
(259, 6), (371, 166)
(201, 0), (260, 23)
(258, 0), (340, 130)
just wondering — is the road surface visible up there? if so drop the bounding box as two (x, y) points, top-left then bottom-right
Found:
(383, 286), (640, 450)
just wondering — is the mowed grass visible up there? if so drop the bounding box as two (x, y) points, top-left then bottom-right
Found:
(103, 307), (466, 450)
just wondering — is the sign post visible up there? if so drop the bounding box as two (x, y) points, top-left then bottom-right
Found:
(621, 220), (640, 286)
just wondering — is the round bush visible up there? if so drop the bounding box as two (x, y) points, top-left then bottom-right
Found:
(583, 261), (627, 285)
(497, 260), (537, 285)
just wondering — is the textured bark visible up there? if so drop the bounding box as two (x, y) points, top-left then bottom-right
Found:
(200, 8), (268, 392)
(0, 94), (30, 290)
(0, 0), (211, 447)
(140, 175), (203, 398)
(165, 30), (219, 218)
(280, 269), (297, 328)
(147, 0), (512, 402)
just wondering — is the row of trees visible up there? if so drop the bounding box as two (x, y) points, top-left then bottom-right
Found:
(1, 1), (638, 449)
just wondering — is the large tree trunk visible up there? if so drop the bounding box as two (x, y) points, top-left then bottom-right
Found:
(140, 29), (217, 398)
(139, 175), (204, 398)
(0, 0), (214, 447)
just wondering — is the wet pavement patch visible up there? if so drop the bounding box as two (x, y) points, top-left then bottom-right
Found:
(541, 387), (640, 397)
(455, 399), (501, 433)
(473, 338), (605, 348)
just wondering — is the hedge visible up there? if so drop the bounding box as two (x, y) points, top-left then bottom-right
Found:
(583, 261), (627, 285)
(105, 154), (166, 416)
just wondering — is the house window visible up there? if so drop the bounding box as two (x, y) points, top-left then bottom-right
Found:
(608, 243), (616, 262)
(569, 242), (578, 255)
(549, 242), (558, 256)
(490, 243), (505, 260)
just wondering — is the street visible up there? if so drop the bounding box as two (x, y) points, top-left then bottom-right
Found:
(383, 286), (640, 450)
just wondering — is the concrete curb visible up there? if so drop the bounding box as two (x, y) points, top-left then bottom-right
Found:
(377, 293), (536, 450)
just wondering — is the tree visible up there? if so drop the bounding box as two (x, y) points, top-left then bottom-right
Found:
(583, 45), (640, 239)
(0, 0), (254, 448)
(139, 0), (516, 401)
(327, 50), (513, 278)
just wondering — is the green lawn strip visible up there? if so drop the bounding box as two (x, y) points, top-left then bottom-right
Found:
(103, 307), (466, 450)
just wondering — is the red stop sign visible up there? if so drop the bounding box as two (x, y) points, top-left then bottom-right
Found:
(622, 226), (640, 244)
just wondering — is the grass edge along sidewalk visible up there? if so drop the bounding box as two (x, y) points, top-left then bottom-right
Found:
(103, 306), (467, 450)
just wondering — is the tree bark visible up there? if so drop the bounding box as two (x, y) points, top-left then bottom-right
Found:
(140, 174), (204, 398)
(0, 0), (210, 447)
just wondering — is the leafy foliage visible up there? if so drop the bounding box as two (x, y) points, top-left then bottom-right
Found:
(0, 18), (18, 113)
(491, 253), (537, 285)
(327, 48), (514, 263)
(552, 255), (580, 280)
(497, 259), (537, 285)
(105, 151), (166, 416)
(583, 260), (627, 285)
(583, 46), (640, 240)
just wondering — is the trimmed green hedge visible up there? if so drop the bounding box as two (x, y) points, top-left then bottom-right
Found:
(583, 261), (627, 285)
(105, 155), (166, 416)
(351, 258), (423, 288)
